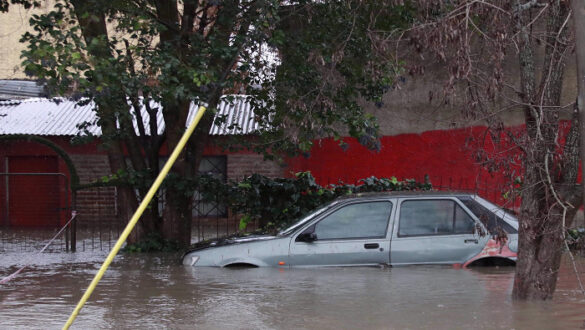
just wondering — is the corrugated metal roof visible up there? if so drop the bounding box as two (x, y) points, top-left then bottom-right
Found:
(0, 80), (47, 100)
(0, 96), (261, 136)
(206, 96), (260, 135)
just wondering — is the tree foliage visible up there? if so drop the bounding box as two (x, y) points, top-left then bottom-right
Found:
(0, 0), (37, 12)
(18, 0), (413, 247)
(263, 2), (415, 152)
(197, 171), (432, 232)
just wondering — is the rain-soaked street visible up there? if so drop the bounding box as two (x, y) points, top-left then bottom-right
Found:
(1, 232), (585, 329)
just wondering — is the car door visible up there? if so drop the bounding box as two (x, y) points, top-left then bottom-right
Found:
(390, 197), (488, 265)
(289, 200), (394, 266)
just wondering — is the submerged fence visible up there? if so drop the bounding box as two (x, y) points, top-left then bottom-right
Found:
(0, 214), (258, 253)
(0, 179), (261, 252)
(1, 174), (583, 252)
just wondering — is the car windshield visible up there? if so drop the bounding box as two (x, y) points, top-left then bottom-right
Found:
(277, 203), (335, 237)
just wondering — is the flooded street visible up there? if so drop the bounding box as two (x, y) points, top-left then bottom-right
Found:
(1, 236), (585, 329)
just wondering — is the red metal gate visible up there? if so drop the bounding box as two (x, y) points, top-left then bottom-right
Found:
(1, 156), (66, 227)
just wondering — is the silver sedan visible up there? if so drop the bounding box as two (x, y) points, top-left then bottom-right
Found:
(182, 192), (518, 268)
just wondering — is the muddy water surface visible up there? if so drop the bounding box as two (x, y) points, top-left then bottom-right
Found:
(1, 235), (585, 329)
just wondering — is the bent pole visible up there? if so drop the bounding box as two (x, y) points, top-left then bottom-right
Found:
(63, 105), (207, 330)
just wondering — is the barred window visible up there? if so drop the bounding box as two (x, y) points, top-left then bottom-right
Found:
(193, 156), (227, 217)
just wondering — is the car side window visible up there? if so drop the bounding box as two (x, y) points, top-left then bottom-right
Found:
(313, 202), (392, 240)
(398, 199), (476, 236)
(454, 204), (476, 233)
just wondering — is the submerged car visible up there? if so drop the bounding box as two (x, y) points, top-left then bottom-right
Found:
(182, 192), (518, 268)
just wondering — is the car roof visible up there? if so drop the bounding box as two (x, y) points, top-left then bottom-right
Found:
(335, 190), (476, 202)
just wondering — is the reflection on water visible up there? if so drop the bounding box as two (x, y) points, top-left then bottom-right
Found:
(1, 236), (585, 329)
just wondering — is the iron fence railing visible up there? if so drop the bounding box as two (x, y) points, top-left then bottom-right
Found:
(6, 174), (581, 252)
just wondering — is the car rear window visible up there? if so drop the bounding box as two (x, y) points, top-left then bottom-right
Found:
(398, 199), (475, 236)
(457, 196), (517, 234)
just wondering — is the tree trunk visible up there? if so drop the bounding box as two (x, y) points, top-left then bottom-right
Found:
(161, 101), (216, 247)
(511, 0), (575, 300)
(154, 1), (239, 247)
(71, 0), (157, 243)
(162, 185), (194, 247)
(161, 99), (192, 247)
(513, 163), (565, 299)
(513, 214), (564, 299)
(572, 0), (585, 210)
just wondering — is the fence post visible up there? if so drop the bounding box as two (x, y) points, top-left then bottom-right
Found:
(65, 227), (70, 252)
(71, 190), (77, 252)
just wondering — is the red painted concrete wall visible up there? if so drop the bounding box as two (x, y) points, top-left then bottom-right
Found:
(287, 125), (527, 208)
(9, 122), (571, 226)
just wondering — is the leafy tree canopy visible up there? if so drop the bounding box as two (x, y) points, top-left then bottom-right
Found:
(0, 0), (37, 12)
(20, 0), (414, 156)
(16, 0), (415, 246)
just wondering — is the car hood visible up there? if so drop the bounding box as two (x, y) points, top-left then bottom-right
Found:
(183, 234), (277, 254)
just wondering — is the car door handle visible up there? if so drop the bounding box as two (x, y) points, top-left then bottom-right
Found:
(464, 239), (479, 244)
(364, 243), (379, 249)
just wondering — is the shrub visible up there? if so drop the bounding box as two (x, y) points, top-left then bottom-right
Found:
(199, 172), (432, 232)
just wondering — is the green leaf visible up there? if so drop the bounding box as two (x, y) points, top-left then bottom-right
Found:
(239, 215), (251, 231)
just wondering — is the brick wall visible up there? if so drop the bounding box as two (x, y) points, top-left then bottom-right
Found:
(70, 154), (117, 225)
(69, 153), (284, 225)
(227, 153), (284, 180)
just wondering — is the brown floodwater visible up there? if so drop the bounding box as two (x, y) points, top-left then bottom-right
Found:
(1, 233), (585, 329)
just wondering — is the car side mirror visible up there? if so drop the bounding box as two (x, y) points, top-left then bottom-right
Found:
(297, 232), (317, 243)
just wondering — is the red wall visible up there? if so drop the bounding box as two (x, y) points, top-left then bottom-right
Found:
(287, 125), (525, 208)
(5, 124), (559, 226)
(0, 138), (76, 227)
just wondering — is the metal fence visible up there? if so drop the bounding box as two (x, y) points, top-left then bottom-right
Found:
(0, 177), (259, 252)
(1, 173), (582, 253)
(0, 216), (257, 253)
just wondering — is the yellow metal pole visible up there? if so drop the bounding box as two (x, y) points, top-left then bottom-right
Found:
(63, 105), (207, 330)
